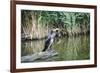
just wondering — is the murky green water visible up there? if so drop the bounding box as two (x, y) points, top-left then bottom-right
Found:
(21, 35), (90, 62)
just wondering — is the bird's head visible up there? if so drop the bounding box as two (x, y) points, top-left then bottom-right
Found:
(52, 28), (61, 37)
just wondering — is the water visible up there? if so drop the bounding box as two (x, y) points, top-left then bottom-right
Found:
(21, 35), (90, 62)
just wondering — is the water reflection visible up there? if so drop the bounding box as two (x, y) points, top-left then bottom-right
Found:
(21, 35), (90, 62)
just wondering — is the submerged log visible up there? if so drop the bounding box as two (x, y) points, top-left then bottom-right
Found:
(21, 49), (58, 62)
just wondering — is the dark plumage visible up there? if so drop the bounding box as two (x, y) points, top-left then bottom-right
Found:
(42, 37), (51, 51)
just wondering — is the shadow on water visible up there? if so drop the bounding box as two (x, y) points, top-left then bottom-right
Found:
(21, 35), (90, 62)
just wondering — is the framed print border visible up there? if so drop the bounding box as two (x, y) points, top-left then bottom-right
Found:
(10, 1), (97, 72)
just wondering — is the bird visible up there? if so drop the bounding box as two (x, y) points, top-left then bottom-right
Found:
(42, 28), (60, 52)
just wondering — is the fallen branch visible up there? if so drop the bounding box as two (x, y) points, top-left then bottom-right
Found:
(21, 49), (58, 62)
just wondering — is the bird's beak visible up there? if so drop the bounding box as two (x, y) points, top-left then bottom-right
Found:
(53, 28), (59, 31)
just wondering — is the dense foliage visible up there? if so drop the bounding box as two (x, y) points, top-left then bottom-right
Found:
(21, 10), (90, 39)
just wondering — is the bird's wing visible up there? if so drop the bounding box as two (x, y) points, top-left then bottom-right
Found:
(42, 37), (51, 51)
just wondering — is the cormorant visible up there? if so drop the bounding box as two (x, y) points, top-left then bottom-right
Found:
(42, 28), (60, 52)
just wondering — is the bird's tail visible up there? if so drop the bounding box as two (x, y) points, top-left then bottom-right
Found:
(42, 47), (46, 52)
(42, 45), (48, 52)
